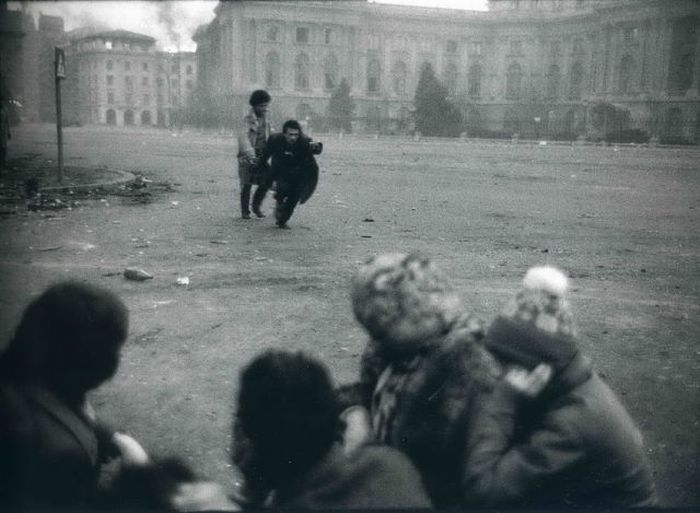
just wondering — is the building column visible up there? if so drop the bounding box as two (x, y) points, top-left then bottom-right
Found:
(602, 23), (612, 92)
(660, 18), (674, 94)
(691, 25), (700, 95)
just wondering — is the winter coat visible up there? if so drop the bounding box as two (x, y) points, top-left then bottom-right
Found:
(272, 443), (432, 509)
(237, 109), (271, 185)
(260, 133), (319, 203)
(463, 352), (658, 508)
(0, 382), (113, 510)
(343, 313), (501, 508)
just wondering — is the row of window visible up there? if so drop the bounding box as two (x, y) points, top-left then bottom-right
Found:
(267, 25), (482, 55)
(101, 60), (194, 75)
(264, 24), (660, 62)
(261, 50), (593, 98)
(104, 91), (183, 106)
(80, 39), (152, 52)
(267, 26), (335, 45)
(102, 75), (194, 90)
(261, 50), (656, 99)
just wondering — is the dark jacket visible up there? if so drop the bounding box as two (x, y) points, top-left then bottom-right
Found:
(341, 314), (501, 508)
(463, 353), (658, 508)
(272, 443), (432, 510)
(0, 383), (113, 510)
(260, 133), (319, 203)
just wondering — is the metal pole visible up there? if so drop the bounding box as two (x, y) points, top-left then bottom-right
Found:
(55, 48), (64, 182)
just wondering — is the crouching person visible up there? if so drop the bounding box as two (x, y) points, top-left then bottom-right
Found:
(464, 266), (658, 508)
(0, 281), (235, 512)
(258, 120), (321, 229)
(338, 253), (501, 509)
(0, 281), (135, 510)
(231, 349), (431, 509)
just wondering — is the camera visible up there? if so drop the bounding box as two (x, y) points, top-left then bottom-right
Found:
(309, 141), (323, 155)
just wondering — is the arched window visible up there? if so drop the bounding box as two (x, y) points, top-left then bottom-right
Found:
(368, 105), (381, 131)
(619, 55), (635, 94)
(398, 106), (410, 130)
(296, 103), (313, 122)
(546, 64), (560, 99)
(563, 109), (576, 134)
(503, 109), (520, 134)
(295, 53), (310, 90)
(468, 64), (482, 98)
(392, 61), (407, 95)
(323, 53), (339, 90)
(444, 61), (458, 96)
(266, 25), (279, 42)
(265, 51), (280, 88)
(141, 110), (152, 126)
(505, 63), (523, 100)
(569, 61), (584, 99)
(367, 59), (381, 94)
(106, 109), (116, 125)
(124, 110), (134, 126)
(465, 107), (482, 135)
(663, 107), (683, 141)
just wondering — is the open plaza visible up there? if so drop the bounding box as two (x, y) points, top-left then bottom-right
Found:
(0, 123), (698, 506)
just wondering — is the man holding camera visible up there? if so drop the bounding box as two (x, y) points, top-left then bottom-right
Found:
(259, 119), (322, 229)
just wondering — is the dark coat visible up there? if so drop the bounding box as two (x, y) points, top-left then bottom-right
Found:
(272, 443), (432, 510)
(0, 383), (112, 510)
(341, 314), (501, 508)
(260, 133), (319, 204)
(463, 353), (658, 508)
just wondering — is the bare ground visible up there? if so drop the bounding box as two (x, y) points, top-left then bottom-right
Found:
(0, 124), (698, 506)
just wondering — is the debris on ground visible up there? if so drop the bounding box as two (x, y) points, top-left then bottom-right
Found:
(124, 268), (154, 281)
(0, 156), (179, 215)
(36, 245), (63, 252)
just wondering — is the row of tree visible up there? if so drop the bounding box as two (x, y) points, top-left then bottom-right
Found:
(328, 62), (462, 136)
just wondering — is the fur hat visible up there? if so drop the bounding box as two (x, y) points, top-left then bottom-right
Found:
(486, 266), (578, 371)
(351, 253), (464, 355)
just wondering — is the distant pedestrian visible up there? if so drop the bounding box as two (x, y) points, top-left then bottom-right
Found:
(0, 97), (10, 174)
(463, 266), (658, 508)
(237, 89), (272, 219)
(258, 120), (321, 229)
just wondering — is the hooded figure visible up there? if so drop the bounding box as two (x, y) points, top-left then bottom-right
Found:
(231, 349), (432, 510)
(464, 266), (658, 508)
(339, 253), (501, 508)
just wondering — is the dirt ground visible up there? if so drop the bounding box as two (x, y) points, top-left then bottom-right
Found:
(1, 124), (698, 506)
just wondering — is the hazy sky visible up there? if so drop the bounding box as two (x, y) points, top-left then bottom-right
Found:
(12, 0), (488, 52)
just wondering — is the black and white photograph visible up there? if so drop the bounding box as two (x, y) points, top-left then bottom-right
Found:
(0, 0), (698, 510)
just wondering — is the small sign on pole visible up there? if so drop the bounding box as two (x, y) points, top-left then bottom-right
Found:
(55, 48), (66, 79)
(54, 47), (65, 182)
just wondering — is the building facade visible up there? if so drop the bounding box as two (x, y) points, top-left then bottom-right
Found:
(63, 30), (197, 127)
(0, 4), (66, 123)
(194, 0), (700, 142)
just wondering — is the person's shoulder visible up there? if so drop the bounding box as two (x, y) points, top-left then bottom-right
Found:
(243, 111), (257, 126)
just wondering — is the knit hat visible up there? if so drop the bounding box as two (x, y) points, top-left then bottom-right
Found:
(351, 253), (463, 355)
(486, 266), (578, 371)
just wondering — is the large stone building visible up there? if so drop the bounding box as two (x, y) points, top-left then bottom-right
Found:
(63, 29), (197, 127)
(0, 4), (66, 123)
(194, 0), (700, 142)
(1, 6), (197, 128)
